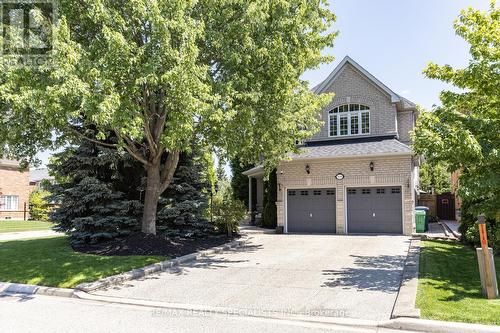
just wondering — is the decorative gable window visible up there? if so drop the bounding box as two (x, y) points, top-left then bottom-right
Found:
(328, 104), (370, 137)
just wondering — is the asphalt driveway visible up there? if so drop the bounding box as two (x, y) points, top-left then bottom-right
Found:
(93, 234), (411, 321)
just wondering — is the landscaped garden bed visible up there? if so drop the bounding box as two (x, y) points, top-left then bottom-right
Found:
(73, 232), (238, 256)
(416, 239), (500, 325)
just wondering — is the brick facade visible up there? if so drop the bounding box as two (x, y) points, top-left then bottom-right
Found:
(0, 161), (33, 220)
(276, 156), (415, 235)
(397, 111), (414, 145)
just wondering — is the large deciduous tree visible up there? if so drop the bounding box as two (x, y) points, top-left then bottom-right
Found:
(413, 1), (499, 220)
(0, 0), (336, 234)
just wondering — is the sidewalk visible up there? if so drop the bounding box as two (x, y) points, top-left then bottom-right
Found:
(0, 230), (61, 241)
(420, 223), (447, 239)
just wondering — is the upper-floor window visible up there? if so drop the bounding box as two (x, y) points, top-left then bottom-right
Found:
(328, 104), (370, 137)
(0, 195), (19, 211)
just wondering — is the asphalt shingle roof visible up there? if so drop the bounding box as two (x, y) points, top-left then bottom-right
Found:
(29, 168), (53, 182)
(290, 139), (412, 160)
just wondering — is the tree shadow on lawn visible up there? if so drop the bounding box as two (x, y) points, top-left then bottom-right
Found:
(418, 240), (499, 302)
(321, 254), (407, 293)
(0, 237), (163, 288)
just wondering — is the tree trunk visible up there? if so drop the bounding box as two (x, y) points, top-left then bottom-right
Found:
(142, 163), (161, 234)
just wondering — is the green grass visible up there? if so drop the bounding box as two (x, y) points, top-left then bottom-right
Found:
(0, 236), (165, 288)
(0, 220), (54, 233)
(417, 240), (500, 325)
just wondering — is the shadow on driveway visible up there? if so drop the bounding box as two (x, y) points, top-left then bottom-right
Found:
(321, 254), (406, 292)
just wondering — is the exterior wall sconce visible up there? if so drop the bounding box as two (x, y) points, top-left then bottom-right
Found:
(305, 164), (311, 174)
(280, 169), (284, 175)
(406, 178), (411, 189)
(278, 183), (282, 191)
(369, 161), (374, 171)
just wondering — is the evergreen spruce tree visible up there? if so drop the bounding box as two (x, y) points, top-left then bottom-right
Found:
(50, 138), (212, 244)
(157, 144), (214, 237)
(49, 141), (142, 245)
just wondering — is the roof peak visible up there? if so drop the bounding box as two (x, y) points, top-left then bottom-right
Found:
(312, 55), (415, 108)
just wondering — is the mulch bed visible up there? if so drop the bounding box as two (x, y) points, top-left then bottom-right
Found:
(73, 232), (239, 257)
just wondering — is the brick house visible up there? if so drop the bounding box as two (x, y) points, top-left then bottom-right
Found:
(244, 56), (420, 235)
(0, 159), (33, 220)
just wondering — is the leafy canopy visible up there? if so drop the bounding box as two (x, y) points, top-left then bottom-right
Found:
(0, 0), (337, 171)
(413, 1), (500, 219)
(419, 162), (451, 195)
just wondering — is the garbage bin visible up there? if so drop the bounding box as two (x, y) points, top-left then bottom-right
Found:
(415, 210), (426, 233)
(415, 206), (430, 231)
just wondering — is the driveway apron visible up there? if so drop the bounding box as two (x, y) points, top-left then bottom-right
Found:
(92, 234), (411, 321)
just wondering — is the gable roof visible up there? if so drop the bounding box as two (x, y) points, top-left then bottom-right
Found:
(312, 56), (415, 108)
(30, 168), (53, 183)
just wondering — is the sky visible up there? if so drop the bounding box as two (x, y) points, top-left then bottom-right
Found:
(302, 0), (490, 109)
(35, 0), (490, 169)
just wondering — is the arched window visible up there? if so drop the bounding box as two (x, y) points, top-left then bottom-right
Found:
(328, 104), (370, 137)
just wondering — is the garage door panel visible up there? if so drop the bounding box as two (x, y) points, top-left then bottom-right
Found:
(347, 186), (402, 234)
(287, 188), (336, 233)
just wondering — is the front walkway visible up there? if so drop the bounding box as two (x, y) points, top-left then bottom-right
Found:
(92, 233), (411, 321)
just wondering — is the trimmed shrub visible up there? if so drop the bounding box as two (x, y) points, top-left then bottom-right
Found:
(29, 189), (52, 221)
(262, 170), (277, 229)
(212, 186), (246, 236)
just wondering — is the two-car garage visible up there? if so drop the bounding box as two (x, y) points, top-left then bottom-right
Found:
(286, 186), (403, 234)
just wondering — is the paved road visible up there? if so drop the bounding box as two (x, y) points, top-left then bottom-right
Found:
(94, 234), (411, 321)
(0, 293), (418, 333)
(0, 230), (60, 241)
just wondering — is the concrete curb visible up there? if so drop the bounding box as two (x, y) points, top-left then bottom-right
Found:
(380, 317), (500, 333)
(391, 235), (421, 319)
(0, 282), (75, 298)
(75, 236), (250, 292)
(74, 290), (379, 328)
(74, 290), (500, 333)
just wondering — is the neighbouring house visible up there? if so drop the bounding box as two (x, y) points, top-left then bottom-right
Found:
(244, 56), (420, 235)
(29, 168), (55, 188)
(0, 159), (33, 220)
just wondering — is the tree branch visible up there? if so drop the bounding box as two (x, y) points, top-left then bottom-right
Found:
(68, 127), (117, 149)
(114, 130), (151, 166)
(159, 150), (180, 193)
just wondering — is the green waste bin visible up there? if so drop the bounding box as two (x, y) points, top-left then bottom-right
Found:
(415, 206), (430, 231)
(415, 210), (426, 233)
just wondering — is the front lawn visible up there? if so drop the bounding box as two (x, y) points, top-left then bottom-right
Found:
(0, 236), (164, 288)
(0, 220), (54, 233)
(417, 240), (500, 325)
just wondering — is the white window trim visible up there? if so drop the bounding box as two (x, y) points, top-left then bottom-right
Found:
(328, 105), (371, 137)
(0, 195), (19, 211)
